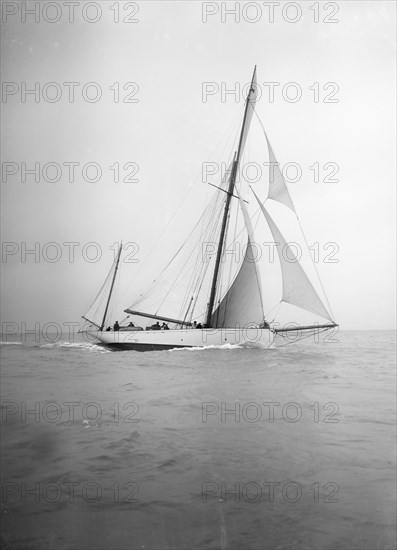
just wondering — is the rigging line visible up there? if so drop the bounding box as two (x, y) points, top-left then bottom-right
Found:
(184, 214), (224, 314)
(187, 203), (226, 319)
(293, 213), (336, 321)
(201, 100), (248, 194)
(137, 153), (252, 315)
(265, 195), (335, 321)
(183, 200), (222, 314)
(203, 102), (245, 169)
(128, 211), (206, 305)
(189, 207), (226, 321)
(83, 255), (116, 318)
(163, 180), (224, 278)
(155, 196), (225, 316)
(178, 194), (225, 315)
(119, 104), (245, 313)
(131, 105), (243, 307)
(217, 150), (263, 254)
(130, 191), (224, 308)
(214, 208), (233, 326)
(198, 158), (236, 257)
(181, 190), (226, 308)
(265, 300), (282, 322)
(211, 191), (263, 323)
(189, 219), (223, 321)
(107, 265), (122, 325)
(117, 160), (226, 308)
(181, 234), (216, 321)
(124, 109), (248, 317)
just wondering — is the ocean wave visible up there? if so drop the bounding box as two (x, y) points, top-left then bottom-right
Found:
(170, 342), (250, 352)
(0, 341), (23, 345)
(169, 340), (276, 352)
(39, 341), (110, 353)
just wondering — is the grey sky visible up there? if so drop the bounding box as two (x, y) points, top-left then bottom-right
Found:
(1, 0), (396, 331)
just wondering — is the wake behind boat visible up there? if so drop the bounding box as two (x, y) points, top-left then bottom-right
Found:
(81, 67), (337, 351)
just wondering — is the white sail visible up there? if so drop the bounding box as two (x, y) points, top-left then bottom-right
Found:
(127, 189), (226, 325)
(266, 135), (296, 212)
(211, 239), (263, 327)
(211, 189), (264, 327)
(82, 243), (122, 329)
(253, 191), (333, 322)
(82, 259), (117, 328)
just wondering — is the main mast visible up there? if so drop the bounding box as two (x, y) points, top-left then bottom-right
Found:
(100, 242), (122, 331)
(205, 66), (257, 326)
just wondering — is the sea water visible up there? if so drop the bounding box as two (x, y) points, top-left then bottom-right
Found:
(1, 330), (396, 550)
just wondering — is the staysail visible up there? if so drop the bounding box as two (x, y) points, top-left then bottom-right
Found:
(253, 190), (333, 322)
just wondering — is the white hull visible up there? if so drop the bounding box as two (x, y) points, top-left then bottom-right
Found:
(90, 328), (274, 351)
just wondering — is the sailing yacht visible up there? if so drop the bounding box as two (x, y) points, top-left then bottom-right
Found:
(82, 67), (338, 351)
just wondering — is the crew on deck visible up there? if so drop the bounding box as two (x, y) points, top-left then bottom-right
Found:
(147, 321), (161, 330)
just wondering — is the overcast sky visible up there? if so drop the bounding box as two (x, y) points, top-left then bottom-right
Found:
(1, 0), (396, 331)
